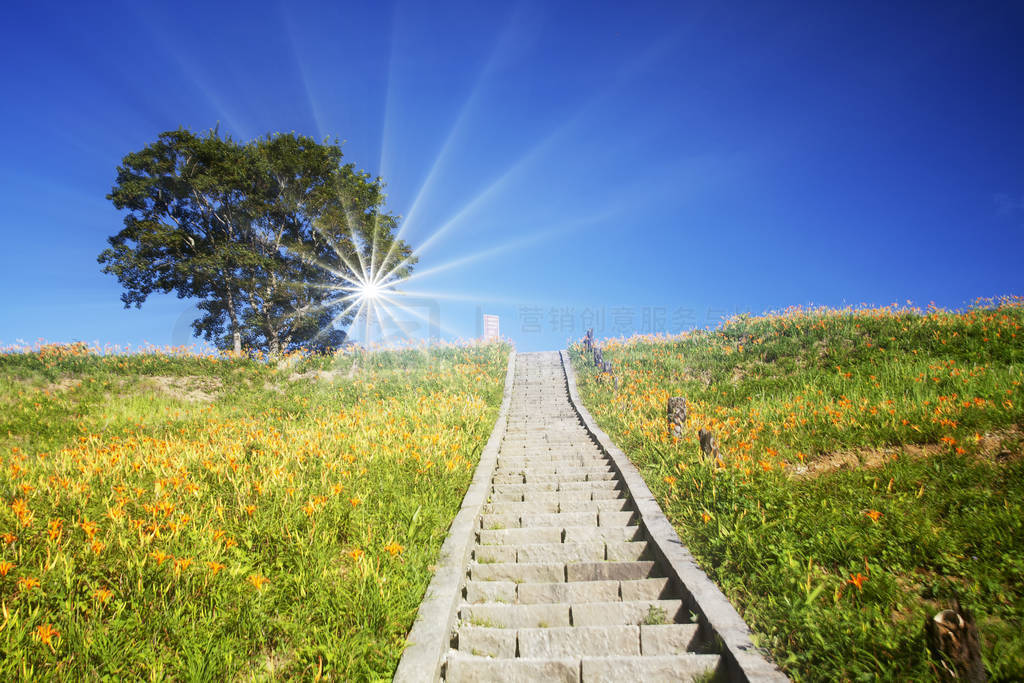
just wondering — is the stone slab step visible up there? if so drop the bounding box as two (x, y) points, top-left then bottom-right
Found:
(492, 481), (622, 494)
(473, 546), (517, 563)
(483, 499), (632, 515)
(581, 654), (721, 681)
(471, 562), (564, 583)
(640, 624), (701, 655)
(463, 577), (679, 605)
(444, 654), (720, 682)
(520, 511), (598, 528)
(524, 471), (619, 483)
(445, 655), (578, 683)
(517, 580), (621, 604)
(465, 580), (516, 604)
(484, 501), (559, 515)
(460, 602), (571, 628)
(518, 625), (640, 657)
(566, 561), (663, 582)
(571, 600), (687, 627)
(515, 542), (606, 563)
(479, 527), (561, 545)
(621, 577), (674, 601)
(456, 626), (516, 658)
(564, 526), (644, 543)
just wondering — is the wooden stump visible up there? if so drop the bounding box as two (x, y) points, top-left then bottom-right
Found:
(667, 397), (687, 438)
(698, 428), (719, 461)
(926, 602), (986, 682)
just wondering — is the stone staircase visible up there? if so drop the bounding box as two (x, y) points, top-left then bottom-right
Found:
(443, 352), (721, 681)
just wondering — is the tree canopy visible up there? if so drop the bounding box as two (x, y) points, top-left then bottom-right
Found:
(99, 128), (414, 354)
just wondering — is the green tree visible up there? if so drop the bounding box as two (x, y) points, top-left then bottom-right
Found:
(98, 128), (413, 354)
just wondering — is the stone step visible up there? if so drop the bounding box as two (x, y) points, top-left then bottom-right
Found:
(495, 465), (614, 476)
(571, 600), (688, 627)
(566, 561), (663, 582)
(521, 490), (628, 504)
(484, 501), (559, 515)
(581, 654), (721, 681)
(598, 510), (639, 526)
(465, 580), (516, 604)
(474, 541), (652, 564)
(460, 602), (571, 628)
(445, 655), (578, 683)
(478, 527), (561, 546)
(456, 626), (516, 658)
(559, 498), (634, 513)
(524, 471), (619, 483)
(518, 625), (640, 657)
(620, 578), (675, 601)
(514, 542), (606, 564)
(492, 481), (622, 495)
(517, 580), (620, 604)
(471, 562), (564, 583)
(463, 578), (676, 605)
(444, 653), (721, 683)
(639, 624), (702, 655)
(564, 526), (644, 544)
(520, 511), (598, 528)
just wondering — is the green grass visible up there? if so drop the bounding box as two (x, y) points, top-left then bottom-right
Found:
(571, 299), (1024, 681)
(0, 341), (510, 680)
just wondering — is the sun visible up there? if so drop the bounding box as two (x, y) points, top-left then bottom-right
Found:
(355, 278), (385, 302)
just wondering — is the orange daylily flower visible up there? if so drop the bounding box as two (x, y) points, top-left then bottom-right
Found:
(35, 623), (60, 649)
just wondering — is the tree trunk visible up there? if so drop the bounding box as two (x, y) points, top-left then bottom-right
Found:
(225, 287), (242, 354)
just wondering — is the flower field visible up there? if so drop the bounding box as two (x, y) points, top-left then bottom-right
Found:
(0, 341), (510, 679)
(571, 298), (1024, 680)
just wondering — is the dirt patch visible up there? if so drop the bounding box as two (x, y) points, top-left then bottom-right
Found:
(45, 377), (82, 394)
(142, 376), (222, 402)
(289, 369), (343, 383)
(792, 425), (1023, 478)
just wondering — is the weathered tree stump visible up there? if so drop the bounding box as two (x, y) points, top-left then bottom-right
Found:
(926, 602), (986, 682)
(593, 347), (604, 367)
(668, 397), (687, 438)
(698, 428), (719, 461)
(583, 328), (594, 352)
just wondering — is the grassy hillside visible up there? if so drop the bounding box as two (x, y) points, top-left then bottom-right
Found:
(0, 341), (510, 680)
(571, 299), (1023, 681)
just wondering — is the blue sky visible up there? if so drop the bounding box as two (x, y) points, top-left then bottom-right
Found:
(1, 1), (1022, 352)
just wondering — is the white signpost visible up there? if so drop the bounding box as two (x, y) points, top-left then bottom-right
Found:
(482, 314), (499, 341)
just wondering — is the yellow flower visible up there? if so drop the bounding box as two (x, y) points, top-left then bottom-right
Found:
(206, 561), (226, 577)
(701, 512), (712, 524)
(93, 587), (113, 604)
(348, 548), (364, 561)
(384, 541), (404, 556)
(864, 510), (882, 523)
(247, 573), (269, 591)
(0, 560), (14, 576)
(349, 497), (361, 508)
(151, 550), (171, 565)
